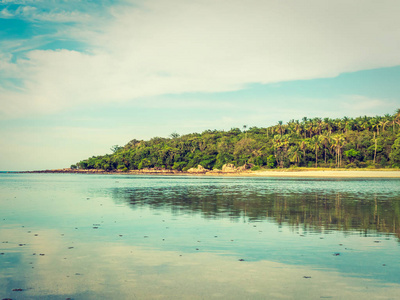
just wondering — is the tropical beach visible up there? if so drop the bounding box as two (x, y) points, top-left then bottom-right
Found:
(2, 1), (400, 299)
(2, 172), (400, 299)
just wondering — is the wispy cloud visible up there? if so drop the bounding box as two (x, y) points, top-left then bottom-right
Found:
(1, 0), (400, 119)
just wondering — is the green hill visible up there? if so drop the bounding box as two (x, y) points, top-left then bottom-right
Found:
(73, 110), (400, 171)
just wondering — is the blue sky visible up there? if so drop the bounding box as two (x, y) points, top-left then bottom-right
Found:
(1, 0), (400, 171)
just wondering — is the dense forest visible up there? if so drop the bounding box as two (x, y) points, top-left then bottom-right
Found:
(74, 110), (400, 171)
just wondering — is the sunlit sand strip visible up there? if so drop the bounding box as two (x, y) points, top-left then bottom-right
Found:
(246, 170), (400, 178)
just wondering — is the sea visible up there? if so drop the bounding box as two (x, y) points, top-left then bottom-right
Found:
(1, 173), (400, 299)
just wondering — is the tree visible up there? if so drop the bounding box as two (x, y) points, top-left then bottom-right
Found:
(320, 134), (330, 164)
(332, 135), (345, 168)
(299, 139), (309, 166)
(344, 149), (360, 163)
(170, 132), (180, 139)
(288, 146), (301, 166)
(110, 145), (122, 153)
(75, 112), (400, 171)
(389, 137), (400, 167)
(311, 135), (321, 168)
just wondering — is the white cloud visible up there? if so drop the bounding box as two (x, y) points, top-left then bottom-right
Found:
(1, 0), (400, 118)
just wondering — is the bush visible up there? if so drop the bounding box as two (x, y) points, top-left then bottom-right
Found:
(172, 161), (187, 171)
(251, 165), (260, 171)
(266, 155), (276, 169)
(358, 162), (367, 168)
(345, 163), (357, 169)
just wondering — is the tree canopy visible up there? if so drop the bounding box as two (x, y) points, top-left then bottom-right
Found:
(73, 110), (400, 171)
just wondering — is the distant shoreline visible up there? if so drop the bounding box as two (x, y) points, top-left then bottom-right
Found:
(19, 168), (400, 178)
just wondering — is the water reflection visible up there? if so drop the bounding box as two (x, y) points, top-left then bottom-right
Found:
(112, 184), (400, 238)
(2, 225), (400, 300)
(2, 175), (400, 299)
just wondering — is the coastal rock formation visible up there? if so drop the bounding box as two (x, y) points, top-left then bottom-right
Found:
(187, 165), (208, 173)
(221, 163), (250, 173)
(222, 164), (237, 173)
(137, 168), (178, 174)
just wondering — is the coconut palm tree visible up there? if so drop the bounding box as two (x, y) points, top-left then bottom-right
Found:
(288, 145), (301, 166)
(320, 134), (331, 164)
(311, 135), (321, 168)
(299, 139), (309, 166)
(331, 134), (345, 168)
(379, 120), (389, 133)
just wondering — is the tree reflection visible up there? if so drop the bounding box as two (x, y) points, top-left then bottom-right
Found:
(112, 186), (400, 238)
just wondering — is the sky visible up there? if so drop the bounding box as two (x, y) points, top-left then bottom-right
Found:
(1, 0), (400, 171)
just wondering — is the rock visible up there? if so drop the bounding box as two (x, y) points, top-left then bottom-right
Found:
(237, 164), (250, 172)
(187, 165), (208, 173)
(222, 163), (237, 173)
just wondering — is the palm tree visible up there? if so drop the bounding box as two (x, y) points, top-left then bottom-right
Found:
(311, 135), (321, 168)
(299, 139), (309, 166)
(331, 134), (345, 168)
(373, 132), (378, 165)
(395, 109), (400, 132)
(277, 121), (284, 137)
(379, 120), (389, 133)
(288, 146), (301, 166)
(273, 135), (283, 167)
(320, 134), (331, 164)
(306, 121), (314, 138)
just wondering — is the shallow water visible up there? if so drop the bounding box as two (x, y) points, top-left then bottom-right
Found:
(1, 173), (400, 299)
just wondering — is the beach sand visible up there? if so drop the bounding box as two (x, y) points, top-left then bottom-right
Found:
(24, 168), (400, 178)
(246, 169), (400, 178)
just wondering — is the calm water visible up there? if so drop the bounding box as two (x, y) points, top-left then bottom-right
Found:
(1, 173), (400, 299)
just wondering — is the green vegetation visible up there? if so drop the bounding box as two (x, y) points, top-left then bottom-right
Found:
(74, 110), (400, 171)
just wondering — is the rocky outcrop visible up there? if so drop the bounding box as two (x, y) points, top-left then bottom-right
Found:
(220, 163), (251, 173)
(221, 163), (237, 173)
(134, 168), (178, 174)
(187, 165), (208, 173)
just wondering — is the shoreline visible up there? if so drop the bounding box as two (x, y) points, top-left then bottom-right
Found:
(19, 168), (400, 178)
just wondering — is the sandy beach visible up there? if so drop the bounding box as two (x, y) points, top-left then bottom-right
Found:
(248, 169), (400, 178)
(24, 168), (400, 178)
